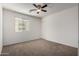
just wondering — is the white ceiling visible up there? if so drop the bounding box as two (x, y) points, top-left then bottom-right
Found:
(1, 3), (77, 18)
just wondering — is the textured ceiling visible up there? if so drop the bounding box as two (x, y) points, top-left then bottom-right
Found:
(1, 3), (77, 18)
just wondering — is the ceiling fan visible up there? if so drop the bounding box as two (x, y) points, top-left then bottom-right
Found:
(29, 4), (47, 14)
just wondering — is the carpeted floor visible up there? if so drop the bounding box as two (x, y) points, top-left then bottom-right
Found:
(1, 39), (78, 56)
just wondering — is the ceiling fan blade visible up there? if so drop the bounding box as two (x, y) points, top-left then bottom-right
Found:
(42, 4), (47, 8)
(42, 10), (47, 12)
(33, 4), (38, 8)
(29, 9), (37, 12)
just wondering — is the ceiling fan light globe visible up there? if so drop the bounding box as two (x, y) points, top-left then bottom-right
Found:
(37, 9), (41, 12)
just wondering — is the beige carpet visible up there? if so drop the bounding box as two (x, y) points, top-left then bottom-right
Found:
(1, 39), (77, 56)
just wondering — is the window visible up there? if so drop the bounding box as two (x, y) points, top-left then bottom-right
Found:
(15, 17), (30, 32)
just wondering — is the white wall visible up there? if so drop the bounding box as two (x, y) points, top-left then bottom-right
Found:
(0, 5), (2, 54)
(3, 9), (41, 45)
(42, 6), (78, 48)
